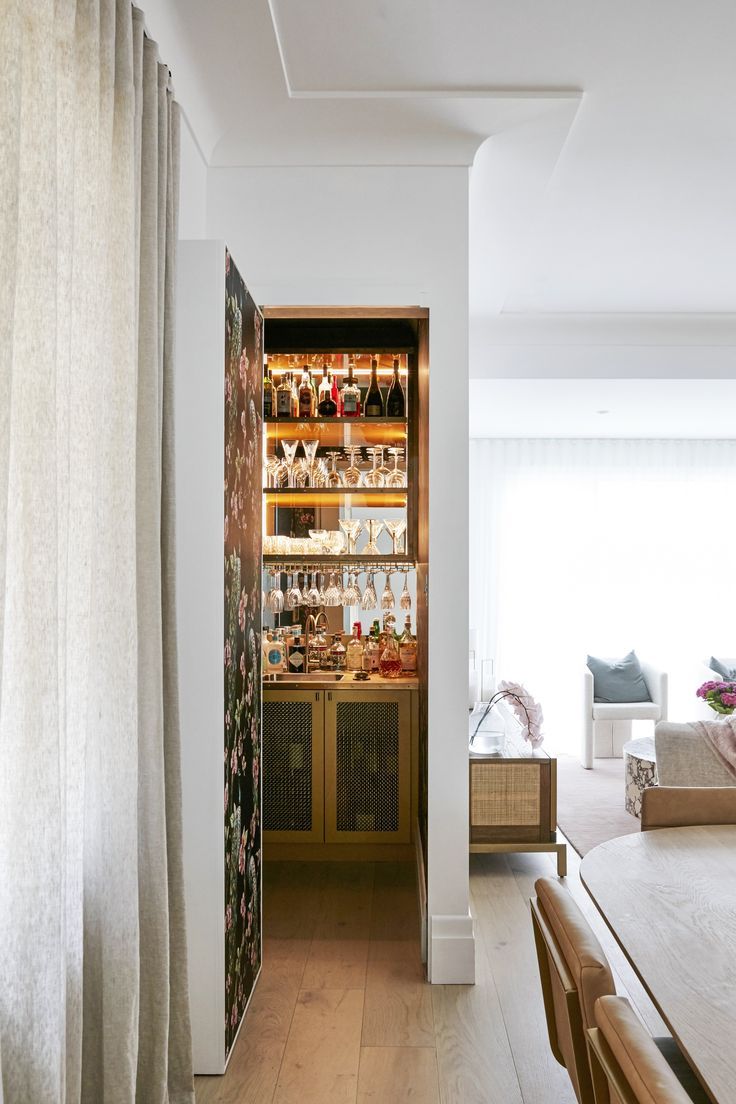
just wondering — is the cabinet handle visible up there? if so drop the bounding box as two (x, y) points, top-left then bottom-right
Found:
(327, 691), (332, 702)
(315, 692), (320, 701)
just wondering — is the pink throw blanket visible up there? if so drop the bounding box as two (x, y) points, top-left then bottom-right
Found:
(692, 717), (736, 779)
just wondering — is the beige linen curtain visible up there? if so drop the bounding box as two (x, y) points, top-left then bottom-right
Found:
(0, 2), (194, 1101)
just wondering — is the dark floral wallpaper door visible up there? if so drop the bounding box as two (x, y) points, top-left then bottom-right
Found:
(223, 249), (262, 1056)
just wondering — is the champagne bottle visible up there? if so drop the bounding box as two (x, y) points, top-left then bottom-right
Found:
(385, 356), (406, 418)
(317, 364), (337, 417)
(341, 356), (361, 418)
(263, 357), (274, 418)
(364, 355), (384, 417)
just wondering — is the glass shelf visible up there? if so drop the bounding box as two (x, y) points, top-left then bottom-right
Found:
(264, 417), (407, 447)
(263, 488), (407, 509)
(263, 554), (414, 566)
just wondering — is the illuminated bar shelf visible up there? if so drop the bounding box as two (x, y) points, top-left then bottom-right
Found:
(263, 488), (407, 509)
(264, 417), (407, 447)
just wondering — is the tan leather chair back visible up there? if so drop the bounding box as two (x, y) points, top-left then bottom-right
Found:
(531, 877), (615, 1104)
(641, 786), (736, 831)
(587, 996), (694, 1104)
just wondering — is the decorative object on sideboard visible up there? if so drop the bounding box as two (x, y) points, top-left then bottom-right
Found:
(470, 681), (544, 751)
(697, 679), (736, 716)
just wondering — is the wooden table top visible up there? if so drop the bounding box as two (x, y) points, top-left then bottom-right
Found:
(580, 825), (736, 1104)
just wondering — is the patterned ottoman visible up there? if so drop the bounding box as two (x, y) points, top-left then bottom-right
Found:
(623, 736), (658, 817)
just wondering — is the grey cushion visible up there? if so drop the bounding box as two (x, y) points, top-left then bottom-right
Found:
(709, 656), (736, 680)
(586, 650), (651, 704)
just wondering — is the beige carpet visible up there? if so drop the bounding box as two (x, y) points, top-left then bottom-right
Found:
(556, 755), (640, 856)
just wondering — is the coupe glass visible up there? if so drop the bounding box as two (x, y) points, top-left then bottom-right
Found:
(381, 572), (395, 610)
(281, 439), (299, 487)
(363, 446), (385, 488)
(363, 519), (385, 556)
(400, 571), (412, 611)
(324, 573), (341, 606)
(342, 573), (362, 606)
(361, 573), (378, 611)
(326, 451), (342, 487)
(339, 517), (363, 555)
(384, 518), (407, 555)
(385, 447), (406, 488)
(343, 446), (363, 488)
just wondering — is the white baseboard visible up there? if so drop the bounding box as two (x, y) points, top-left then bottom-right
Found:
(428, 912), (475, 984)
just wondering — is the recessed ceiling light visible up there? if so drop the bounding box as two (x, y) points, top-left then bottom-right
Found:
(596, 409), (610, 415)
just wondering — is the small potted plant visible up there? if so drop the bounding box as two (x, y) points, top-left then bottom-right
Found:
(696, 680), (736, 716)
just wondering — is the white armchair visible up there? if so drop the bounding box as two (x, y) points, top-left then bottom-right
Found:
(582, 661), (668, 769)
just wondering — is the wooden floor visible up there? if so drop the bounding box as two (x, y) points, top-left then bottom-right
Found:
(195, 844), (664, 1104)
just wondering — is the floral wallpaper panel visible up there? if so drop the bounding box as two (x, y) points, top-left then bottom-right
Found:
(223, 248), (262, 1056)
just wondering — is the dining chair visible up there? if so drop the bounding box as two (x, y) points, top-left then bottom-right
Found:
(641, 786), (736, 832)
(530, 877), (616, 1104)
(587, 995), (709, 1104)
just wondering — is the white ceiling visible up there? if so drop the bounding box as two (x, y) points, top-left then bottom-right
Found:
(470, 379), (736, 437)
(143, 0), (736, 379)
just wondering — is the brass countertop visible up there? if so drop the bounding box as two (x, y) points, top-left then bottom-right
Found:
(262, 672), (419, 691)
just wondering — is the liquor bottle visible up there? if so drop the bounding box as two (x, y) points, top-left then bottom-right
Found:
(346, 622), (364, 671)
(331, 370), (340, 414)
(378, 633), (402, 679)
(385, 356), (406, 418)
(263, 357), (274, 418)
(287, 633), (306, 674)
(298, 369), (314, 417)
(364, 355), (384, 418)
(317, 364), (338, 417)
(341, 356), (361, 418)
(398, 615), (417, 674)
(330, 633), (346, 672)
(276, 373), (292, 418)
(362, 632), (379, 673)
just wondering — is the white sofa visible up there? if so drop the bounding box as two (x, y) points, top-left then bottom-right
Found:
(655, 720), (736, 787)
(582, 662), (668, 769)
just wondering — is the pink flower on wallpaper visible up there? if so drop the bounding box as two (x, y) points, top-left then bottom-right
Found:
(224, 783), (228, 812)
(224, 640), (232, 667)
(240, 410), (246, 435)
(225, 904), (233, 931)
(252, 756), (259, 788)
(225, 251), (231, 275)
(225, 709), (231, 729)
(230, 747), (238, 777)
(225, 375), (232, 403)
(240, 652), (246, 677)
(231, 1003), (238, 1027)
(224, 515), (229, 541)
(239, 351), (249, 387)
(238, 589), (246, 631)
(226, 972), (231, 992)
(238, 831), (246, 875)
(240, 893), (246, 919)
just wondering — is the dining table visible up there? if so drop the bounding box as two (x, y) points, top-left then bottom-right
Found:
(579, 824), (736, 1104)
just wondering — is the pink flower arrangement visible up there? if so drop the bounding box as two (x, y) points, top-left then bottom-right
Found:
(697, 680), (736, 715)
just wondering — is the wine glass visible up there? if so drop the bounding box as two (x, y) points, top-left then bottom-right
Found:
(281, 440), (299, 488)
(363, 519), (385, 556)
(300, 575), (311, 605)
(376, 445), (391, 485)
(267, 570), (284, 614)
(339, 517), (362, 555)
(300, 439), (319, 486)
(342, 573), (361, 606)
(400, 570), (412, 611)
(343, 446), (363, 488)
(384, 518), (407, 555)
(326, 451), (342, 487)
(265, 455), (283, 488)
(381, 571), (395, 610)
(293, 457), (309, 488)
(307, 573), (321, 607)
(361, 573), (377, 611)
(318, 573), (327, 605)
(324, 572), (341, 606)
(363, 447), (385, 488)
(311, 458), (328, 488)
(386, 447), (406, 488)
(286, 573), (302, 609)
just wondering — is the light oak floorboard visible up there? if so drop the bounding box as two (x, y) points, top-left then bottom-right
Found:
(361, 944), (435, 1048)
(357, 1046), (440, 1103)
(273, 988), (365, 1104)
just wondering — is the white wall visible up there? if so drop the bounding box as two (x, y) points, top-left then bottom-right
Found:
(178, 112), (208, 240)
(208, 165), (474, 982)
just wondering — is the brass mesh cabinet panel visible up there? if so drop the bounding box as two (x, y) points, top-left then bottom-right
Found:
(263, 688), (324, 843)
(324, 689), (411, 844)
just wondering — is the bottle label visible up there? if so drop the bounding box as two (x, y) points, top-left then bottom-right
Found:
(289, 651), (304, 670)
(343, 393), (358, 414)
(264, 393), (273, 417)
(299, 394), (312, 417)
(277, 390), (291, 415)
(267, 648), (282, 667)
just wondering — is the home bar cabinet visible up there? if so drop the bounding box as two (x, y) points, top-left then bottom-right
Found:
(260, 306), (429, 865)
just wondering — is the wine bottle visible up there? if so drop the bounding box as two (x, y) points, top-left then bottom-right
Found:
(331, 370), (340, 413)
(385, 356), (406, 418)
(317, 364), (337, 417)
(364, 355), (384, 418)
(263, 357), (274, 418)
(341, 356), (361, 418)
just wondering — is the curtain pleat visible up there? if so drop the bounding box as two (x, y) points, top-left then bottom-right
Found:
(0, 3), (194, 1101)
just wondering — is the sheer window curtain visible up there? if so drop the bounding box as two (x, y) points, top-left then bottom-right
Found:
(0, 3), (194, 1102)
(469, 439), (736, 755)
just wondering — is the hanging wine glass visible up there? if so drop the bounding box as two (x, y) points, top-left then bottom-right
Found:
(381, 571), (395, 610)
(324, 572), (341, 606)
(318, 572), (327, 605)
(363, 446), (385, 488)
(384, 518), (407, 555)
(343, 446), (363, 488)
(339, 517), (362, 555)
(363, 519), (385, 556)
(267, 570), (284, 614)
(281, 439), (299, 488)
(342, 572), (361, 606)
(361, 573), (378, 611)
(287, 573), (302, 609)
(385, 447), (406, 488)
(376, 445), (391, 485)
(400, 570), (412, 611)
(300, 574), (311, 605)
(326, 450), (342, 487)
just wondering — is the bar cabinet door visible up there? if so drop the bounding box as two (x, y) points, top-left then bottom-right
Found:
(324, 689), (411, 844)
(262, 688), (325, 844)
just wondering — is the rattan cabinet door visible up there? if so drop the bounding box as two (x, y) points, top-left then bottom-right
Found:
(324, 689), (411, 844)
(263, 688), (324, 843)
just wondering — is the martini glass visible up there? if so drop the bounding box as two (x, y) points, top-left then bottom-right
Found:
(363, 519), (385, 556)
(300, 439), (319, 486)
(339, 517), (363, 555)
(381, 571), (395, 610)
(385, 447), (406, 488)
(384, 518), (407, 555)
(281, 439), (299, 487)
(361, 573), (377, 611)
(343, 446), (363, 488)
